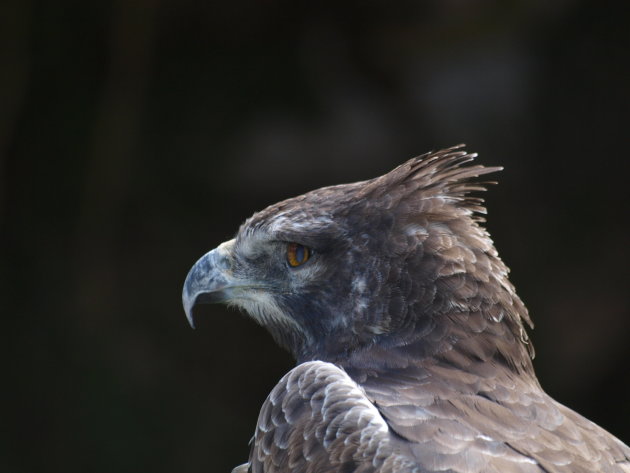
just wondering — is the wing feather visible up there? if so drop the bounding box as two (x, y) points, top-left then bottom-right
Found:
(240, 360), (630, 473)
(248, 361), (418, 473)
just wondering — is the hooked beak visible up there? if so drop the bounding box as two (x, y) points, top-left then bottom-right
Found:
(182, 239), (235, 328)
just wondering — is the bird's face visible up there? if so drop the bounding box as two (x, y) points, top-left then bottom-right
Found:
(182, 147), (534, 365)
(182, 188), (389, 361)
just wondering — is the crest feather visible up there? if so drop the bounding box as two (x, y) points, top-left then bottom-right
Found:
(368, 144), (502, 220)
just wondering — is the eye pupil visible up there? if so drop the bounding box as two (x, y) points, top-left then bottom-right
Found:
(296, 245), (305, 261)
(287, 243), (310, 267)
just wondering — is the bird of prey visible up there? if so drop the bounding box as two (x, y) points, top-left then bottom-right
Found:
(182, 145), (629, 473)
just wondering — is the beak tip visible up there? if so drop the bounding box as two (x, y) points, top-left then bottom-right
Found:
(182, 285), (197, 330)
(183, 294), (197, 330)
(186, 310), (196, 329)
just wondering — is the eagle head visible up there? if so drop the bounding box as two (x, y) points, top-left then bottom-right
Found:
(183, 145), (534, 367)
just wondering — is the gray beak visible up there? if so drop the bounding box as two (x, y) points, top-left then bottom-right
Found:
(182, 239), (235, 328)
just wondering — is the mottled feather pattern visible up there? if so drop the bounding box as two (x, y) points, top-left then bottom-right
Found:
(252, 362), (419, 473)
(182, 145), (630, 472)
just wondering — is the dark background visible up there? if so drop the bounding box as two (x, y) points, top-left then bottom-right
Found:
(1, 1), (628, 472)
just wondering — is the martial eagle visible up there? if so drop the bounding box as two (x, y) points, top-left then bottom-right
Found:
(182, 145), (630, 473)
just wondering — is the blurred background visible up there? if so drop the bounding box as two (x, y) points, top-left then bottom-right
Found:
(1, 0), (628, 472)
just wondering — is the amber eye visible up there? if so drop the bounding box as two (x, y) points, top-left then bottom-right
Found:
(287, 243), (310, 267)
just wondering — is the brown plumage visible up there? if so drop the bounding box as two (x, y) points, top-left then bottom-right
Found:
(183, 145), (630, 472)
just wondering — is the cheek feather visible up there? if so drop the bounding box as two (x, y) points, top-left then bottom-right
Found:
(228, 291), (304, 335)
